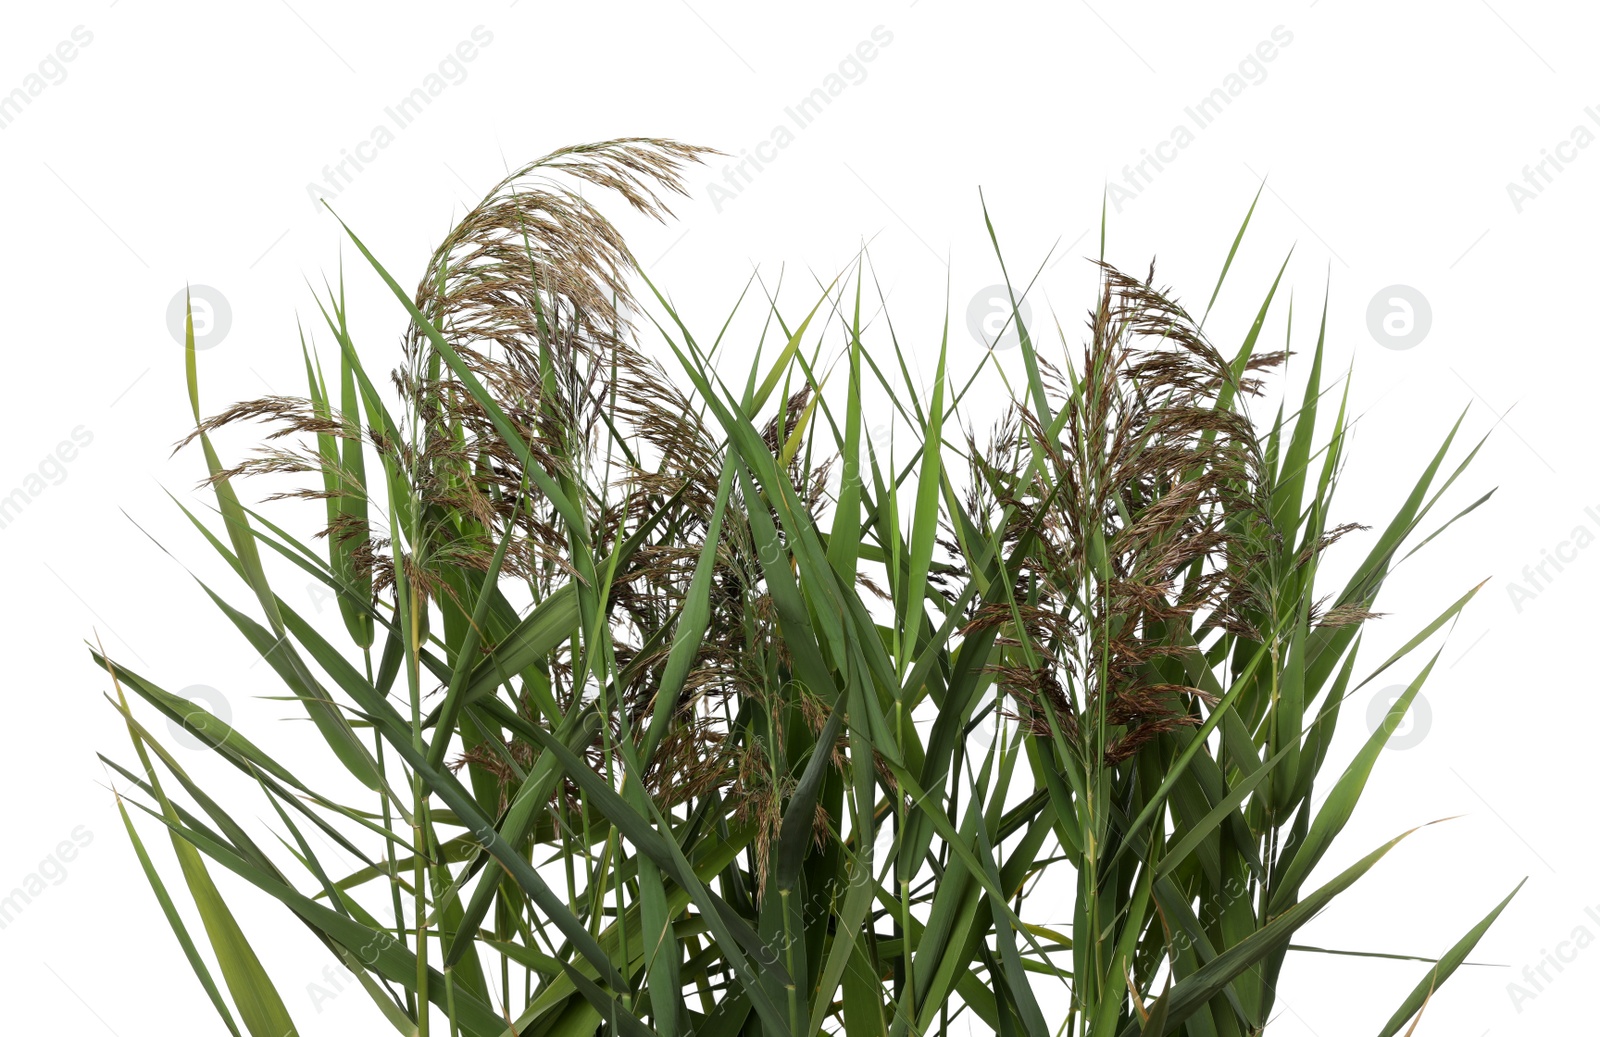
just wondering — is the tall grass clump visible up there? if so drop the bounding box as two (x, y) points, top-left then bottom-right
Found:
(96, 139), (1518, 1036)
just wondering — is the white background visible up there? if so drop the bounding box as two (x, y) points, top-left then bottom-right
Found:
(0, 1), (1591, 1032)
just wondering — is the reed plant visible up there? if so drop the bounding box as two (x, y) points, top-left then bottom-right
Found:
(96, 139), (1517, 1036)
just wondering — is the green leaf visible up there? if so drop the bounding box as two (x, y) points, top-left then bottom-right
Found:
(1375, 879), (1526, 1037)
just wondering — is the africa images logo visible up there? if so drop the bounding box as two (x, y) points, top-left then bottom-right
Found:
(0, 827), (93, 930)
(706, 25), (894, 212)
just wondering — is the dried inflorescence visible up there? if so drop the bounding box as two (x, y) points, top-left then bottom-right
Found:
(968, 261), (1280, 762)
(175, 138), (855, 820)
